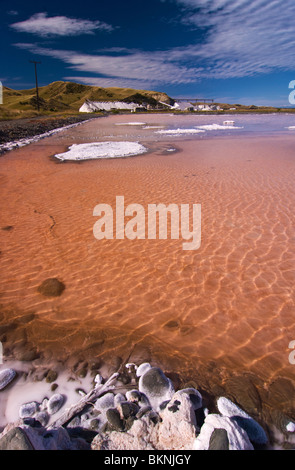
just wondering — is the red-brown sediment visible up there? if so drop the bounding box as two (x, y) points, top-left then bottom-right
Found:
(0, 115), (295, 418)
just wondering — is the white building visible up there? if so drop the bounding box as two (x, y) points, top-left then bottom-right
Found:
(79, 100), (144, 113)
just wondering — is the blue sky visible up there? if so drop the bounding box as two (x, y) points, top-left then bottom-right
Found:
(1, 0), (295, 106)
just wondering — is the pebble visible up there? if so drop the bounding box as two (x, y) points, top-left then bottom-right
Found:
(19, 401), (39, 418)
(47, 394), (65, 415)
(0, 368), (16, 391)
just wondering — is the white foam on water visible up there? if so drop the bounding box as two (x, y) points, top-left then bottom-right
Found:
(195, 124), (244, 130)
(115, 122), (146, 126)
(155, 128), (205, 135)
(54, 141), (148, 161)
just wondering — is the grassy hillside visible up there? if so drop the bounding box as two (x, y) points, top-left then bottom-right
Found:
(0, 81), (173, 120)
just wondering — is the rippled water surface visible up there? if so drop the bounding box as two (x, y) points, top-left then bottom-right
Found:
(0, 113), (295, 389)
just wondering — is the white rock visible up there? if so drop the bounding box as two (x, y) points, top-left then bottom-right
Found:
(286, 421), (295, 432)
(193, 414), (254, 450)
(173, 388), (202, 410)
(94, 374), (103, 385)
(0, 368), (16, 391)
(217, 397), (249, 418)
(216, 397), (267, 444)
(136, 363), (152, 377)
(156, 392), (198, 450)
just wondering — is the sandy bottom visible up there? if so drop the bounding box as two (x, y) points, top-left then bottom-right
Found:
(0, 115), (295, 421)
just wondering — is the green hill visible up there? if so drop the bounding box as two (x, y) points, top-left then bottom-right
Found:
(0, 81), (173, 120)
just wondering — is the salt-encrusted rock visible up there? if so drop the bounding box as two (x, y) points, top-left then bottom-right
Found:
(217, 397), (267, 445)
(34, 411), (49, 427)
(0, 368), (16, 391)
(126, 389), (150, 407)
(138, 367), (174, 410)
(0, 426), (34, 450)
(173, 388), (202, 410)
(91, 415), (157, 450)
(114, 393), (126, 406)
(156, 392), (198, 450)
(19, 401), (39, 418)
(193, 414), (254, 450)
(48, 393), (65, 415)
(136, 362), (152, 377)
(95, 392), (115, 411)
(117, 401), (139, 420)
(286, 421), (295, 432)
(42, 427), (73, 450)
(94, 373), (103, 385)
(208, 428), (229, 450)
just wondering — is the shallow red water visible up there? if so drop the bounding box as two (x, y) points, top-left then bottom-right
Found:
(0, 115), (295, 392)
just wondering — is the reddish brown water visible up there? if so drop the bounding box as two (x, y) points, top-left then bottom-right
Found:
(0, 115), (295, 400)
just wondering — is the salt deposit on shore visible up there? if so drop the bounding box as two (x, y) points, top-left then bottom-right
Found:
(0, 119), (93, 155)
(1, 359), (295, 451)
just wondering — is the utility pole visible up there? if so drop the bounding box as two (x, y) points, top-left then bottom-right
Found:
(29, 60), (41, 112)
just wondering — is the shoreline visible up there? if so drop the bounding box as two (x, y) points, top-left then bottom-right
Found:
(0, 354), (295, 450)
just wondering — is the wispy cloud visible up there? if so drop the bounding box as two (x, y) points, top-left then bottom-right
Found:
(10, 12), (114, 37)
(12, 1), (295, 88)
(14, 43), (202, 85)
(174, 0), (295, 77)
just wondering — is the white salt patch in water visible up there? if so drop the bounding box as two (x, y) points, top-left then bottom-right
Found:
(142, 126), (165, 129)
(195, 124), (244, 130)
(286, 126), (295, 129)
(155, 128), (205, 135)
(54, 141), (147, 161)
(115, 122), (146, 126)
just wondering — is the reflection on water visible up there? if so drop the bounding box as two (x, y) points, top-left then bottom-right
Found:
(0, 114), (295, 394)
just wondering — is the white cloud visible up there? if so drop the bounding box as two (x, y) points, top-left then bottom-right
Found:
(174, 0), (295, 77)
(14, 43), (201, 85)
(12, 1), (295, 87)
(10, 12), (113, 37)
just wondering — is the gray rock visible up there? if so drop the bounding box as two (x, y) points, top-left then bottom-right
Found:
(0, 368), (16, 391)
(106, 408), (125, 431)
(138, 367), (174, 410)
(48, 393), (65, 415)
(19, 401), (39, 418)
(118, 401), (139, 420)
(37, 278), (65, 297)
(193, 414), (254, 450)
(95, 392), (115, 411)
(0, 427), (34, 450)
(209, 428), (229, 450)
(34, 411), (49, 427)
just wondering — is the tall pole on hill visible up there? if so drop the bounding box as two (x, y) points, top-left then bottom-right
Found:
(29, 60), (41, 112)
